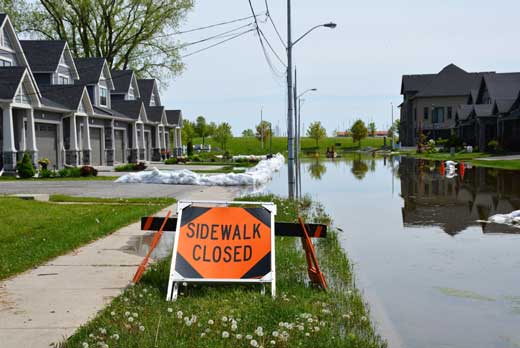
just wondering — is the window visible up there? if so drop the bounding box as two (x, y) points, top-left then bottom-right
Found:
(432, 107), (445, 123)
(128, 87), (135, 100)
(150, 95), (156, 106)
(447, 107), (452, 119)
(15, 84), (31, 104)
(0, 29), (13, 49)
(100, 86), (108, 106)
(58, 75), (69, 85)
(423, 107), (429, 120)
(0, 57), (12, 66)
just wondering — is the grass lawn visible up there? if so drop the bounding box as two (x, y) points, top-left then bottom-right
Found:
(410, 151), (490, 161)
(62, 195), (386, 348)
(0, 175), (118, 181)
(49, 195), (176, 205)
(192, 136), (385, 156)
(0, 196), (175, 280)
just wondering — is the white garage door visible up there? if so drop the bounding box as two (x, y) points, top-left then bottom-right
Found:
(90, 127), (102, 166)
(35, 123), (58, 168)
(114, 130), (125, 163)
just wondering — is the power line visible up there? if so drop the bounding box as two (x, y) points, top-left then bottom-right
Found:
(264, 0), (286, 48)
(182, 28), (255, 58)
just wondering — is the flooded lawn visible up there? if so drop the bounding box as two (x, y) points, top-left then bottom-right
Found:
(266, 156), (520, 348)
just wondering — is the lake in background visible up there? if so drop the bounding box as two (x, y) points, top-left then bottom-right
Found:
(264, 155), (520, 348)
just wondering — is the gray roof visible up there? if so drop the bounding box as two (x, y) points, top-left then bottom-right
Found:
(482, 73), (520, 101)
(137, 79), (155, 105)
(0, 14), (7, 27)
(165, 110), (182, 126)
(145, 105), (164, 123)
(456, 105), (474, 121)
(40, 84), (87, 110)
(474, 104), (494, 117)
(467, 89), (478, 104)
(20, 40), (66, 72)
(110, 100), (144, 120)
(111, 70), (133, 94)
(401, 74), (435, 94)
(0, 67), (26, 99)
(93, 105), (131, 119)
(414, 64), (493, 98)
(41, 96), (68, 110)
(494, 98), (515, 114)
(74, 57), (106, 84)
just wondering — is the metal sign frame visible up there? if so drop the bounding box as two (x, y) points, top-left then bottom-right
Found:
(166, 200), (276, 301)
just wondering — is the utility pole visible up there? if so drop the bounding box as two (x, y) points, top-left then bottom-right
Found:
(286, 0), (295, 199)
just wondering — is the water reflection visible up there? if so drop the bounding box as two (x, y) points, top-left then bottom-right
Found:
(399, 157), (520, 235)
(307, 159), (327, 180)
(351, 157), (370, 180)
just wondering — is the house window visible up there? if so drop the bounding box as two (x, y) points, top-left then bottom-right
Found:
(128, 87), (135, 100)
(100, 86), (108, 106)
(15, 84), (31, 104)
(447, 107), (452, 119)
(0, 57), (11, 66)
(432, 107), (444, 123)
(423, 107), (429, 120)
(150, 96), (156, 106)
(58, 75), (69, 85)
(0, 29), (13, 49)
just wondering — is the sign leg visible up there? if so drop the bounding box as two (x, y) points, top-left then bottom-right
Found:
(172, 282), (180, 301)
(271, 274), (276, 298)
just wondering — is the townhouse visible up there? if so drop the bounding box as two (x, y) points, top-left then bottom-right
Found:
(400, 63), (520, 151)
(0, 13), (183, 172)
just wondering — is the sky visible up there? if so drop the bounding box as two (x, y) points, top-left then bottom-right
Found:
(160, 0), (520, 136)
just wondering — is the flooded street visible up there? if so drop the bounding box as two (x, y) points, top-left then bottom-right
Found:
(266, 156), (520, 348)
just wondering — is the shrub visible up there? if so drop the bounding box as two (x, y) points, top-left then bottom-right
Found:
(223, 151), (232, 160)
(425, 139), (438, 154)
(39, 169), (55, 178)
(80, 165), (98, 177)
(17, 152), (36, 179)
(190, 155), (201, 162)
(114, 162), (147, 172)
(38, 158), (51, 170)
(58, 167), (82, 178)
(187, 141), (193, 156)
(487, 140), (501, 153)
(164, 157), (178, 165)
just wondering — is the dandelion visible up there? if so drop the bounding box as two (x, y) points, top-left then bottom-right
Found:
(110, 311), (115, 316)
(167, 308), (173, 313)
(236, 334), (243, 339)
(222, 331), (230, 338)
(321, 309), (331, 314)
(305, 332), (310, 337)
(124, 311), (130, 317)
(205, 328), (211, 333)
(250, 339), (259, 347)
(313, 326), (320, 332)
(208, 319), (214, 325)
(270, 341), (276, 345)
(143, 288), (148, 293)
(132, 312), (138, 318)
(139, 325), (145, 332)
(342, 314), (350, 319)
(128, 317), (134, 323)
(307, 318), (313, 323)
(111, 334), (119, 340)
(176, 311), (183, 319)
(255, 326), (264, 337)
(361, 316), (367, 322)
(99, 327), (107, 335)
(82, 342), (89, 348)
(231, 323), (238, 331)
(246, 334), (253, 340)
(182, 282), (187, 286)
(200, 333), (206, 338)
(272, 331), (279, 337)
(221, 316), (228, 322)
(88, 334), (95, 338)
(297, 325), (304, 331)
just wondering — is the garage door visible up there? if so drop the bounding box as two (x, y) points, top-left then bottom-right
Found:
(90, 127), (102, 166)
(35, 123), (58, 169)
(114, 130), (125, 163)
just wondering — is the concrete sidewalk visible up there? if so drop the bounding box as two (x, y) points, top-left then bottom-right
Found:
(0, 187), (239, 348)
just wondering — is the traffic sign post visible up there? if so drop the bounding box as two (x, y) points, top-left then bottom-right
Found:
(166, 200), (277, 301)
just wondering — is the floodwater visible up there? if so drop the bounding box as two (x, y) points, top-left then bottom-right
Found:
(266, 156), (520, 348)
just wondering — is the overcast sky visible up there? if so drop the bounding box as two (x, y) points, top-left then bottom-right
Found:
(161, 0), (520, 135)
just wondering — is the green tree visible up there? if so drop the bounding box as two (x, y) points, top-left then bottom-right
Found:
(207, 122), (217, 138)
(181, 119), (196, 144)
(306, 121), (327, 148)
(368, 122), (376, 137)
(195, 116), (210, 145)
(242, 129), (254, 137)
(213, 122), (233, 151)
(388, 119), (400, 138)
(1, 0), (193, 84)
(255, 120), (271, 147)
(350, 119), (368, 147)
(17, 152), (36, 179)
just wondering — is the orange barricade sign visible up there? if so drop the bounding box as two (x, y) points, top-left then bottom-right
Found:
(166, 200), (276, 301)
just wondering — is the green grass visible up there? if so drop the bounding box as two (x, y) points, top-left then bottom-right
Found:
(49, 195), (177, 205)
(192, 137), (385, 156)
(0, 175), (118, 181)
(472, 159), (520, 170)
(0, 196), (174, 280)
(410, 151), (489, 161)
(62, 195), (386, 348)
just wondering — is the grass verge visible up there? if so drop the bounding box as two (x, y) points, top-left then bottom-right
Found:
(62, 195), (386, 348)
(409, 152), (520, 170)
(0, 196), (175, 280)
(0, 175), (118, 181)
(49, 195), (176, 205)
(472, 159), (520, 170)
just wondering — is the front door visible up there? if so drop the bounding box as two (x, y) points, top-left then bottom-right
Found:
(145, 132), (151, 161)
(114, 130), (125, 163)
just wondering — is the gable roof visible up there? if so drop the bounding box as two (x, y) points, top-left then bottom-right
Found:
(0, 67), (27, 99)
(74, 58), (114, 89)
(474, 104), (494, 117)
(401, 74), (436, 95)
(456, 105), (474, 121)
(111, 100), (146, 121)
(111, 69), (133, 94)
(137, 79), (158, 105)
(39, 84), (90, 111)
(481, 73), (520, 101)
(145, 105), (165, 123)
(20, 40), (66, 72)
(165, 110), (182, 126)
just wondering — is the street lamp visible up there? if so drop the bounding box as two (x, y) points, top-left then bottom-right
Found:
(286, 0), (336, 199)
(294, 88), (316, 199)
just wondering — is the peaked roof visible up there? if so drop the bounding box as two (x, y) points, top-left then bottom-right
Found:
(482, 73), (520, 101)
(166, 110), (182, 125)
(111, 69), (133, 94)
(494, 99), (516, 114)
(40, 84), (88, 110)
(474, 104), (494, 117)
(413, 64), (493, 98)
(137, 79), (156, 105)
(145, 105), (165, 123)
(74, 57), (107, 84)
(456, 104), (474, 121)
(20, 40), (67, 72)
(401, 73), (436, 94)
(0, 67), (27, 99)
(111, 100), (145, 120)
